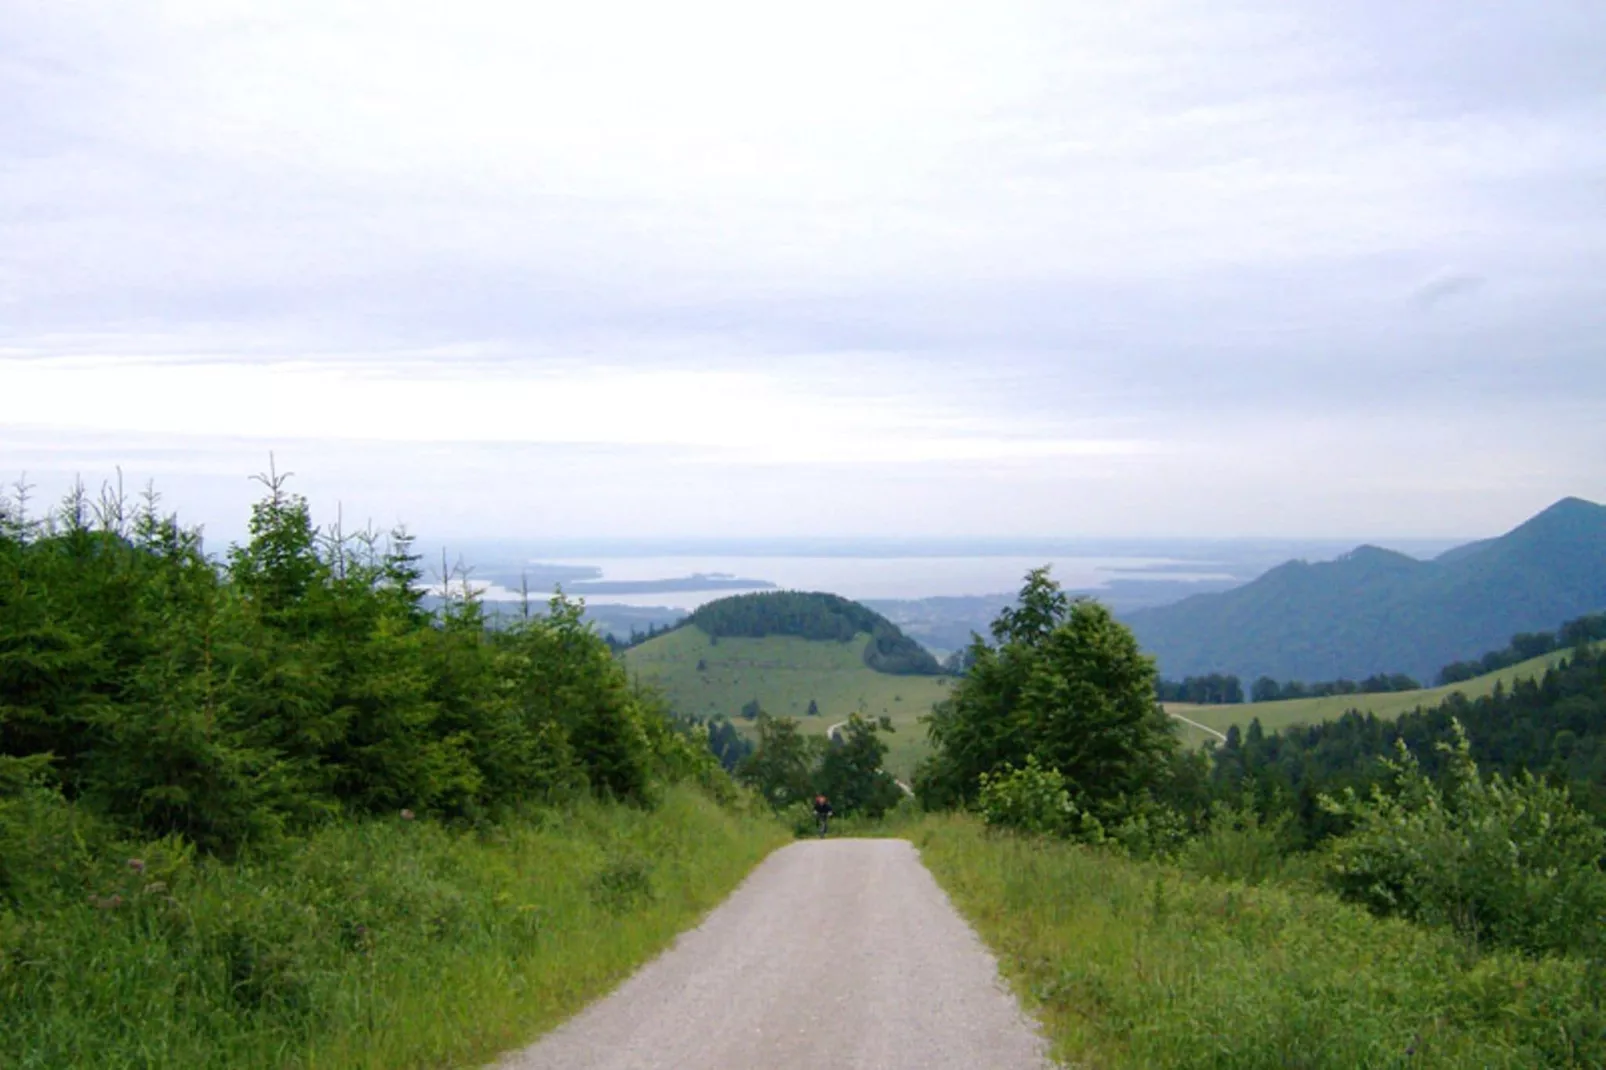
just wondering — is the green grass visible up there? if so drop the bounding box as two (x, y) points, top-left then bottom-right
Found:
(1168, 647), (1588, 739)
(624, 627), (951, 778)
(1, 786), (787, 1069)
(913, 815), (1604, 1069)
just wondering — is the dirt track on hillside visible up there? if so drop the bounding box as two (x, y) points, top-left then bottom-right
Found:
(499, 838), (1053, 1070)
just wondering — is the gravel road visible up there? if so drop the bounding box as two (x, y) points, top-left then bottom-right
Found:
(500, 838), (1054, 1070)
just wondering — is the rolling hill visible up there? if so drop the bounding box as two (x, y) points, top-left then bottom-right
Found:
(1126, 497), (1606, 681)
(622, 591), (952, 778)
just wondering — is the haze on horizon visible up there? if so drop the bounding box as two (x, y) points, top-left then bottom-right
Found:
(3, 1), (1603, 544)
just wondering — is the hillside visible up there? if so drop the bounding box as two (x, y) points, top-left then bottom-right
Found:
(623, 627), (950, 778)
(1168, 644), (1588, 739)
(1126, 497), (1606, 681)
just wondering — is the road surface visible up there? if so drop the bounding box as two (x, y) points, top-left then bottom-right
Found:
(500, 839), (1054, 1070)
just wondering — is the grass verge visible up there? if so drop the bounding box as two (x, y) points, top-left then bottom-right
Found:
(913, 815), (1604, 1069)
(2, 786), (787, 1069)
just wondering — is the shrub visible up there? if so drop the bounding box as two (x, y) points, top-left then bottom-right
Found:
(1321, 720), (1606, 956)
(976, 756), (1077, 837)
(1178, 801), (1297, 885)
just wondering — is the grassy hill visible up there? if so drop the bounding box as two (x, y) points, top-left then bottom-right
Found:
(623, 627), (950, 777)
(1127, 496), (1606, 681)
(1166, 645), (1586, 739)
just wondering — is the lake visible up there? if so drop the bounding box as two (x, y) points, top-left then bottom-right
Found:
(468, 554), (1238, 609)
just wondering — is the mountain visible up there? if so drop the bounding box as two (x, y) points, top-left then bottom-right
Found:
(1125, 497), (1606, 681)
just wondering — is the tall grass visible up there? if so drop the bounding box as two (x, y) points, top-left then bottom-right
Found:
(914, 815), (1604, 1069)
(1, 786), (786, 1069)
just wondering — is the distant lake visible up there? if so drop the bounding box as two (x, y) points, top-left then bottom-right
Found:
(469, 555), (1237, 609)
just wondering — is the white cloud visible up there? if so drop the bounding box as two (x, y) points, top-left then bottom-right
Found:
(2, 0), (1603, 538)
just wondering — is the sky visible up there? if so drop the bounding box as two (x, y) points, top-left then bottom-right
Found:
(3, 0), (1604, 543)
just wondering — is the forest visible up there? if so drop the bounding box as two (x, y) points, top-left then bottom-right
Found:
(1210, 643), (1606, 836)
(0, 473), (788, 1068)
(0, 473), (725, 860)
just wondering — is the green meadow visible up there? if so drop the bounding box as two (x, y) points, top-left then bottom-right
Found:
(623, 627), (952, 778)
(1166, 646), (1585, 739)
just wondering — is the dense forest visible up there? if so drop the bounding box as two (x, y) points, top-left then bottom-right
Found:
(684, 590), (943, 675)
(0, 473), (724, 861)
(1210, 644), (1606, 837)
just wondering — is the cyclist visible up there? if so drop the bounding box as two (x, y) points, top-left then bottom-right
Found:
(813, 794), (834, 837)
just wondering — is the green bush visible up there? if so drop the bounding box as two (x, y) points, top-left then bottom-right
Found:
(1322, 721), (1606, 956)
(976, 756), (1078, 836)
(1177, 800), (1297, 885)
(1, 474), (730, 859)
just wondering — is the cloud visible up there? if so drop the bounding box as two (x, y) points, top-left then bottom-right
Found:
(1412, 271), (1486, 309)
(2, 1), (1603, 538)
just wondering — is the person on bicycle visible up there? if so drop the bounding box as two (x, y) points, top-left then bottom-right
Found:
(813, 794), (834, 836)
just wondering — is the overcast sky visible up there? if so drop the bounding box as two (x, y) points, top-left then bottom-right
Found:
(3, 0), (1603, 542)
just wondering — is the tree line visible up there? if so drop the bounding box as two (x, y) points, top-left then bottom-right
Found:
(1435, 611), (1606, 684)
(1160, 612), (1606, 703)
(1211, 644), (1606, 836)
(0, 472), (725, 864)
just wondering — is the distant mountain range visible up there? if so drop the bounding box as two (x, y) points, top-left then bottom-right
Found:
(1125, 497), (1606, 682)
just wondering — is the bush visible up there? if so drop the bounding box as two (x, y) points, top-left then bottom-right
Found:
(1177, 801), (1297, 885)
(976, 757), (1077, 837)
(1321, 721), (1606, 956)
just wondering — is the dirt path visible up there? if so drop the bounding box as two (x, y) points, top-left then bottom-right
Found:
(499, 839), (1053, 1070)
(1167, 709), (1228, 742)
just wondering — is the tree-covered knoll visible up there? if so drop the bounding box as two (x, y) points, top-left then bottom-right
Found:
(686, 590), (943, 675)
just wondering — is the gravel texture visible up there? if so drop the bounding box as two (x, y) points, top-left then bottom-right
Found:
(499, 838), (1054, 1070)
